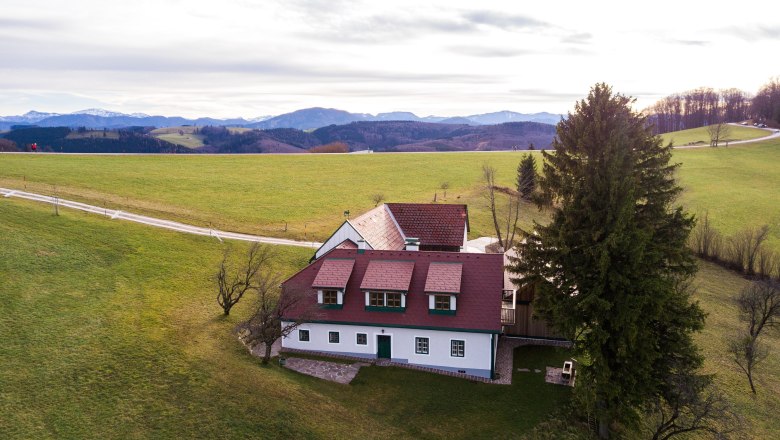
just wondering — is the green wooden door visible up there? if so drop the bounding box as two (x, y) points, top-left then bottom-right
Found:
(377, 335), (391, 359)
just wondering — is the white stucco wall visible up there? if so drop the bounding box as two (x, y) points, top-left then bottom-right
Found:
(315, 222), (369, 259)
(281, 321), (495, 377)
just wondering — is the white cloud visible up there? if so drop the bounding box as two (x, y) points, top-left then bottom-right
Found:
(0, 0), (777, 118)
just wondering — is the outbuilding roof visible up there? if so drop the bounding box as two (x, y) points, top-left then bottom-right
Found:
(349, 205), (405, 250)
(386, 203), (468, 248)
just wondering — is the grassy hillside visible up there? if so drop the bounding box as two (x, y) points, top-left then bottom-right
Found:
(673, 139), (780, 251)
(0, 198), (572, 439)
(0, 151), (551, 242)
(1, 140), (778, 251)
(660, 124), (769, 146)
(150, 126), (205, 148)
(692, 261), (780, 438)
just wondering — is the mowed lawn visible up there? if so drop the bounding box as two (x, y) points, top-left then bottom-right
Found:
(1, 140), (778, 251)
(0, 198), (572, 439)
(660, 124), (770, 146)
(0, 151), (550, 242)
(692, 262), (780, 439)
(673, 139), (780, 251)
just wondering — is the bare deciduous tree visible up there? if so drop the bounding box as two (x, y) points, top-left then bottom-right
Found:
(707, 121), (731, 147)
(482, 165), (520, 252)
(728, 225), (770, 276)
(729, 280), (780, 393)
(690, 212), (723, 260)
(645, 374), (743, 440)
(215, 243), (271, 316)
(371, 193), (385, 207)
(440, 181), (450, 199)
(238, 283), (316, 364)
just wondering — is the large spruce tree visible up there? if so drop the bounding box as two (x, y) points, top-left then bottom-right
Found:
(508, 84), (704, 436)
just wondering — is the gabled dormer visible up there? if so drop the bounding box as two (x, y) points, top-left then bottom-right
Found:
(312, 258), (355, 309)
(424, 262), (462, 315)
(360, 260), (415, 312)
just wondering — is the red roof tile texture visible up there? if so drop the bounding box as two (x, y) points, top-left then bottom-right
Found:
(283, 248), (504, 332)
(349, 206), (405, 250)
(386, 203), (468, 248)
(424, 262), (463, 294)
(359, 260), (415, 292)
(311, 258), (355, 289)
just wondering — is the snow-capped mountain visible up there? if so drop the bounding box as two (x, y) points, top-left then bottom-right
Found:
(0, 110), (62, 123)
(71, 108), (147, 118)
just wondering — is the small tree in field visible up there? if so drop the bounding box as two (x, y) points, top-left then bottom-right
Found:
(516, 153), (537, 200)
(707, 121), (731, 146)
(215, 243), (271, 316)
(440, 181), (450, 199)
(371, 193), (386, 207)
(728, 280), (780, 393)
(238, 283), (316, 364)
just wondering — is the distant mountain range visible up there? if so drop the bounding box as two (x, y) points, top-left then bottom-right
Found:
(0, 107), (563, 131)
(2, 120), (556, 154)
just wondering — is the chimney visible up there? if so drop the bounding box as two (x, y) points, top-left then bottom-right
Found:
(357, 239), (367, 254)
(405, 237), (420, 251)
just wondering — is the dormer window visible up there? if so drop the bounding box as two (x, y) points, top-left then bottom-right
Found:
(365, 291), (406, 312)
(322, 289), (338, 305)
(360, 260), (414, 313)
(424, 262), (462, 316)
(311, 258), (355, 310)
(434, 295), (451, 311)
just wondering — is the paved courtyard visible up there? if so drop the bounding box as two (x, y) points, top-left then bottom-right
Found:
(282, 358), (369, 384)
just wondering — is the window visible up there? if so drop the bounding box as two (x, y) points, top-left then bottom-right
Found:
(451, 340), (465, 357)
(329, 331), (340, 343)
(415, 337), (429, 355)
(323, 290), (338, 305)
(356, 333), (367, 345)
(369, 291), (384, 307)
(298, 329), (310, 342)
(434, 295), (451, 310)
(386, 293), (402, 308)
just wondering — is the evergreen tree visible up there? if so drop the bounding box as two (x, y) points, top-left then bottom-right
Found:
(508, 84), (704, 437)
(516, 153), (537, 200)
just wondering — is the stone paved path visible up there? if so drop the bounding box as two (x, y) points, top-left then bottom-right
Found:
(282, 358), (369, 384)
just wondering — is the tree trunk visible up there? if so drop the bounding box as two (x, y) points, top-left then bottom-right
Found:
(598, 418), (609, 439)
(748, 370), (756, 394)
(262, 341), (273, 364)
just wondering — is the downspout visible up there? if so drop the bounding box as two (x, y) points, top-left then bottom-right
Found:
(490, 333), (496, 380)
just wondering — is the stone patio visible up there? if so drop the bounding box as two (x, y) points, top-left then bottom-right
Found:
(282, 358), (369, 384)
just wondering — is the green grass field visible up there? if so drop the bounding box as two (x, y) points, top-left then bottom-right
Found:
(0, 198), (572, 439)
(1, 138), (779, 437)
(0, 151), (551, 242)
(673, 139), (780, 251)
(150, 126), (205, 148)
(660, 124), (769, 146)
(1, 140), (778, 251)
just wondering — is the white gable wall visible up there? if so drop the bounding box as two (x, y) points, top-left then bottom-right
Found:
(281, 321), (495, 378)
(314, 221), (369, 259)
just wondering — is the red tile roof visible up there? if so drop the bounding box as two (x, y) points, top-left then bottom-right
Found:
(386, 203), (468, 248)
(424, 262), (463, 294)
(336, 240), (358, 250)
(312, 258), (355, 289)
(283, 248), (504, 332)
(349, 206), (405, 250)
(360, 260), (415, 292)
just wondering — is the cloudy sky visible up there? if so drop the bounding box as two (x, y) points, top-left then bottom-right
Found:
(1, 0), (778, 118)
